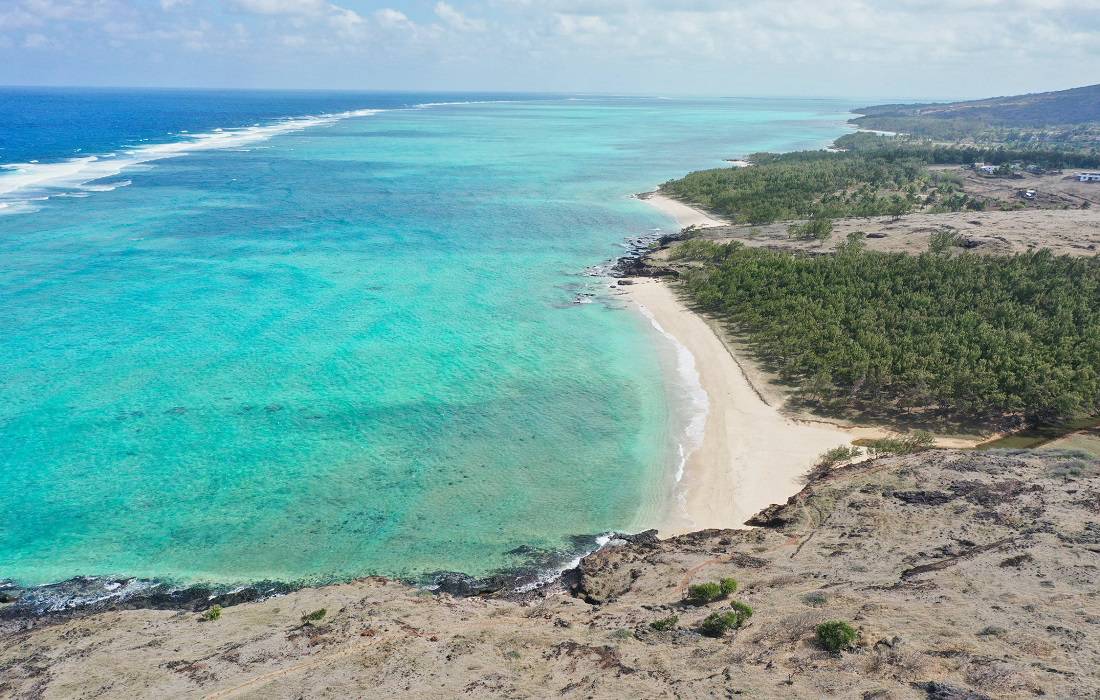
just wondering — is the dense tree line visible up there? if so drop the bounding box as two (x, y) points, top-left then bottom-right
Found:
(835, 132), (1100, 169)
(672, 240), (1100, 427)
(660, 150), (979, 225)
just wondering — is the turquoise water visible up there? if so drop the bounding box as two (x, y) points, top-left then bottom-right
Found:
(0, 94), (853, 588)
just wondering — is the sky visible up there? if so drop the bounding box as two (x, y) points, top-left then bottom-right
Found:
(2, 0), (1098, 99)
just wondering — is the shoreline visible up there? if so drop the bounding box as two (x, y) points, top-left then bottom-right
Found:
(635, 191), (727, 229)
(630, 192), (853, 534)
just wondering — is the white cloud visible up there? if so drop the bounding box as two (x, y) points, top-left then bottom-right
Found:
(2, 0), (1098, 96)
(22, 31), (53, 47)
(375, 8), (411, 28)
(231, 0), (329, 15)
(0, 7), (40, 30)
(435, 2), (486, 32)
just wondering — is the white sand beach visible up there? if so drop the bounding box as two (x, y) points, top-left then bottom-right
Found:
(628, 278), (853, 534)
(640, 192), (726, 229)
(631, 196), (853, 534)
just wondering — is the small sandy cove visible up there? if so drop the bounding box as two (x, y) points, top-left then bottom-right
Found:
(640, 192), (726, 229)
(630, 192), (852, 534)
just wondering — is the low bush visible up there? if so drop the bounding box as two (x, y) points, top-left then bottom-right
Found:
(685, 582), (723, 606)
(649, 615), (679, 632)
(301, 608), (326, 623)
(729, 601), (754, 626)
(816, 620), (858, 652)
(864, 431), (935, 457)
(685, 578), (739, 605)
(818, 446), (862, 468)
(698, 612), (741, 637)
(789, 217), (833, 241)
(801, 591), (828, 608)
(202, 605), (222, 622)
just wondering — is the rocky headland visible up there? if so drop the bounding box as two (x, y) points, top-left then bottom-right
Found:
(2, 448), (1097, 699)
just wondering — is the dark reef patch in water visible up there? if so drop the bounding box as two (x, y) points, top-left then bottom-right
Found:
(0, 576), (299, 621)
(0, 532), (644, 621)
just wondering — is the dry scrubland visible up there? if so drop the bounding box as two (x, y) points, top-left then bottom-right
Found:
(656, 165), (1100, 259)
(2, 449), (1099, 699)
(671, 207), (1100, 258)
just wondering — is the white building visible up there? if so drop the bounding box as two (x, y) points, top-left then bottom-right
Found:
(1077, 172), (1100, 182)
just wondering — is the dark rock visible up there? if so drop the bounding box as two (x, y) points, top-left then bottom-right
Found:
(866, 232), (888, 239)
(430, 572), (508, 598)
(745, 503), (794, 528)
(915, 681), (992, 700)
(950, 479), (1041, 505)
(892, 490), (957, 506)
(874, 635), (904, 650)
(1, 576), (297, 619)
(616, 529), (660, 547)
(999, 553), (1034, 568)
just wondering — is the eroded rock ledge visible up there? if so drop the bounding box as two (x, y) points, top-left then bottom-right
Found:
(2, 449), (1098, 699)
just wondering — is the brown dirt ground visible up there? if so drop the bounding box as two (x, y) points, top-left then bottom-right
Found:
(665, 207), (1100, 258)
(2, 450), (1098, 699)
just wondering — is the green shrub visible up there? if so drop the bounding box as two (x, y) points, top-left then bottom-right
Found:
(649, 615), (679, 632)
(789, 217), (833, 241)
(816, 620), (858, 652)
(610, 628), (635, 641)
(729, 601), (753, 626)
(698, 611), (743, 638)
(864, 431), (935, 457)
(686, 579), (739, 605)
(301, 608), (326, 623)
(685, 582), (723, 606)
(929, 229), (962, 254)
(202, 605), (222, 622)
(817, 446), (862, 468)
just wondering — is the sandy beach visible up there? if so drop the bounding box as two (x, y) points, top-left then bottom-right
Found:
(628, 278), (853, 534)
(631, 195), (853, 534)
(639, 191), (726, 229)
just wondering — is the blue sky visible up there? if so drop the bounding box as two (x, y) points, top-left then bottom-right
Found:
(2, 0), (1098, 99)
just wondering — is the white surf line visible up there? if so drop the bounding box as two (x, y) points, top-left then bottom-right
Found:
(0, 108), (387, 213)
(512, 533), (615, 594)
(0, 97), (537, 215)
(636, 302), (709, 527)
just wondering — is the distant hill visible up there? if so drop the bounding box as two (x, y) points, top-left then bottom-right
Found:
(850, 84), (1100, 147)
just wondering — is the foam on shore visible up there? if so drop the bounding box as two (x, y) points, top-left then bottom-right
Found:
(635, 302), (709, 526)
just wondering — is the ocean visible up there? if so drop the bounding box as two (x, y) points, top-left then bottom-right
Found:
(0, 88), (853, 592)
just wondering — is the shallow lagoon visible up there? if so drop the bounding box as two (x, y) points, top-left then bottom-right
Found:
(0, 93), (852, 587)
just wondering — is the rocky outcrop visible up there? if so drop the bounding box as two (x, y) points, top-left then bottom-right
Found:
(2, 449), (1097, 698)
